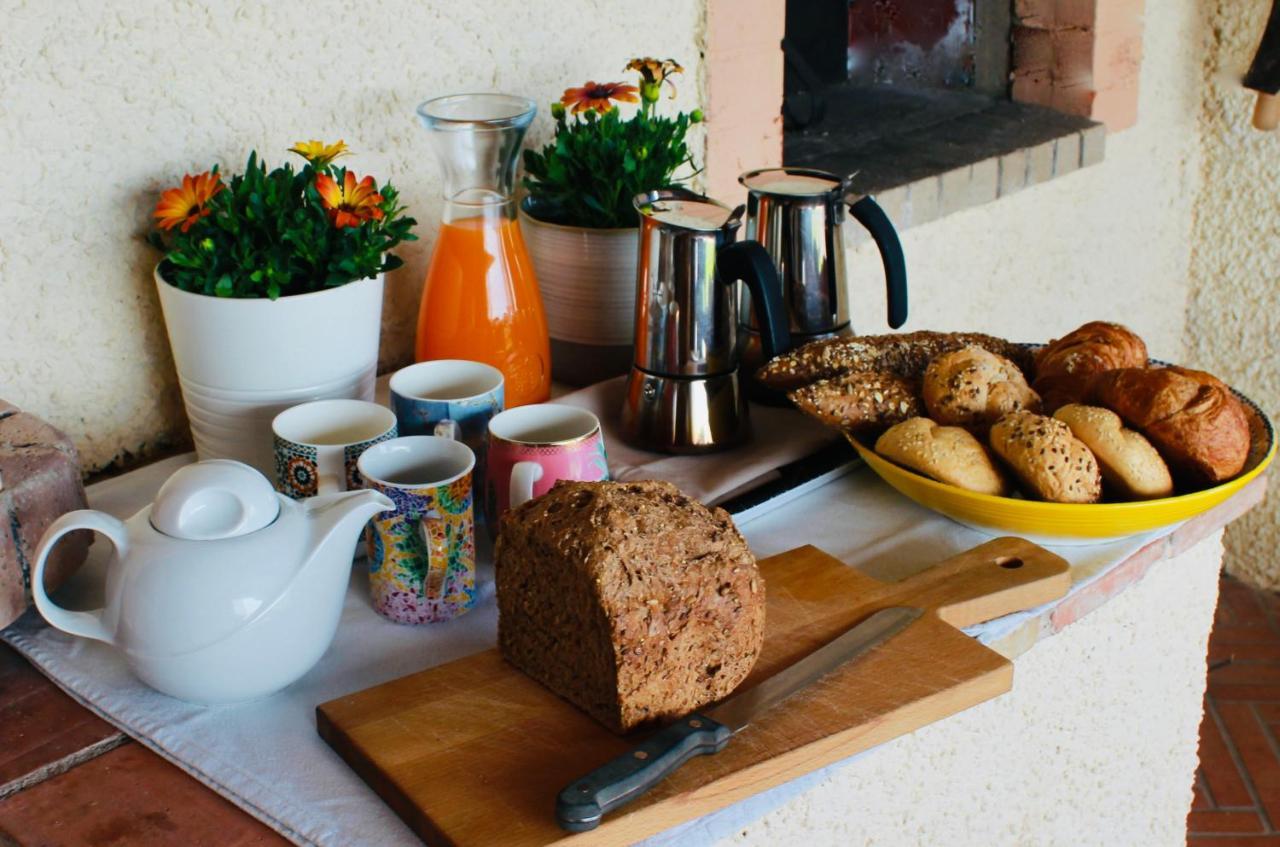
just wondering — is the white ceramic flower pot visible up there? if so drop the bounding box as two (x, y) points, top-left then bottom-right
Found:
(155, 268), (383, 476)
(519, 206), (638, 386)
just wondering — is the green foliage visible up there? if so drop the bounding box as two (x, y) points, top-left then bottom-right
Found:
(522, 98), (701, 229)
(149, 152), (417, 300)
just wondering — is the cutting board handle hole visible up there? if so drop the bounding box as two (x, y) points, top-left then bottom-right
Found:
(995, 557), (1023, 569)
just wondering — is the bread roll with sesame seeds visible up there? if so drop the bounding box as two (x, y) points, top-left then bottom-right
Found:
(875, 417), (1009, 496)
(923, 346), (1040, 431)
(788, 371), (923, 432)
(1053, 404), (1174, 500)
(989, 411), (1102, 503)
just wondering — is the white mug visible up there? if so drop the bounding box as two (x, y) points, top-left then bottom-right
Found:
(272, 399), (398, 498)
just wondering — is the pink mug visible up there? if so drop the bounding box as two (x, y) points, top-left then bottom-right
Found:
(485, 404), (610, 529)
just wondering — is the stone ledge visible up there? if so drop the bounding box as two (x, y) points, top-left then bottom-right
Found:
(987, 474), (1268, 660)
(783, 85), (1106, 238)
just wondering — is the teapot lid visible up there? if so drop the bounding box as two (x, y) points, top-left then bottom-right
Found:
(739, 167), (843, 199)
(150, 460), (280, 540)
(634, 188), (743, 233)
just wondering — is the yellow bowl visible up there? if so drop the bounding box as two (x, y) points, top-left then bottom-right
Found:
(846, 391), (1275, 546)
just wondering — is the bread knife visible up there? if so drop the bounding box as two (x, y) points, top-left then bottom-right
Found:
(554, 605), (923, 832)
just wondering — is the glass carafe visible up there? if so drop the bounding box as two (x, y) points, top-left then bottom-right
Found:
(415, 94), (550, 406)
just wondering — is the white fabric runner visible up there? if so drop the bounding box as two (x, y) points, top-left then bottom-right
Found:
(0, 445), (1164, 847)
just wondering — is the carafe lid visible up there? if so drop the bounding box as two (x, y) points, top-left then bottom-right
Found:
(739, 167), (843, 198)
(634, 189), (742, 232)
(150, 460), (280, 541)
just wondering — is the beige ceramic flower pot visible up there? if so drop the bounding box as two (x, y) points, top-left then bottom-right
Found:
(519, 206), (638, 386)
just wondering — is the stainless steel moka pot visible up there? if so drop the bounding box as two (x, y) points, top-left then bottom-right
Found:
(736, 167), (909, 380)
(620, 188), (791, 454)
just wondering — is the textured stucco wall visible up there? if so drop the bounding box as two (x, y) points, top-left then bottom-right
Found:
(713, 533), (1223, 847)
(1188, 0), (1280, 590)
(0, 0), (706, 472)
(839, 0), (1203, 362)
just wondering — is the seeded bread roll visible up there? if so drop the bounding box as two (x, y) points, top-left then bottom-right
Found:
(989, 411), (1102, 503)
(1053, 405), (1174, 500)
(757, 331), (1034, 392)
(875, 417), (1009, 495)
(495, 480), (764, 734)
(789, 371), (923, 432)
(923, 346), (1040, 431)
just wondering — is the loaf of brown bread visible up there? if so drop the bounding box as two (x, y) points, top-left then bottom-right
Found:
(757, 331), (1034, 392)
(989, 411), (1102, 503)
(1032, 321), (1148, 412)
(495, 480), (765, 734)
(789, 371), (922, 432)
(1090, 367), (1250, 485)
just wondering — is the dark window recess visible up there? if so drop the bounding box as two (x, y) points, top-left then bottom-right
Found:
(784, 0), (1097, 198)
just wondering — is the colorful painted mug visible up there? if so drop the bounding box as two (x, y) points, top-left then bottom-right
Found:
(272, 399), (397, 498)
(485, 404), (610, 529)
(390, 359), (503, 452)
(357, 436), (477, 624)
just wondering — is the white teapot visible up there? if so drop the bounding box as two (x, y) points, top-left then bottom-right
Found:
(31, 460), (392, 703)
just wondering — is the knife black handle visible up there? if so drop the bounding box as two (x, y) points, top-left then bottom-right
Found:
(555, 714), (733, 832)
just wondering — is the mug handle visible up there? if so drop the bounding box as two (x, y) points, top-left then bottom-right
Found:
(417, 509), (449, 601)
(434, 419), (461, 441)
(31, 510), (120, 645)
(316, 445), (345, 496)
(848, 195), (908, 329)
(509, 461), (545, 509)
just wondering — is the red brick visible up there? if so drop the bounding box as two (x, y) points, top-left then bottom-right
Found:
(1211, 665), (1280, 685)
(1211, 624), (1280, 646)
(1197, 705), (1254, 808)
(0, 645), (123, 794)
(1211, 643), (1280, 663)
(0, 743), (289, 846)
(1170, 477), (1268, 557)
(1211, 684), (1280, 702)
(1049, 537), (1166, 632)
(1187, 810), (1266, 833)
(1217, 703), (1280, 825)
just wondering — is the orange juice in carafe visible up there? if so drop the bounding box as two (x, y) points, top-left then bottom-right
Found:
(414, 94), (551, 407)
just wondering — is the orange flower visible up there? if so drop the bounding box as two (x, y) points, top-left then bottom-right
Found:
(154, 172), (223, 233)
(315, 171), (385, 228)
(560, 81), (639, 115)
(626, 57), (683, 102)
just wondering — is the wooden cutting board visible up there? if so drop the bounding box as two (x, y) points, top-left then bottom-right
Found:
(317, 537), (1069, 847)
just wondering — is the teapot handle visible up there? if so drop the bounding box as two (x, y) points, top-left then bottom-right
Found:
(848, 195), (908, 329)
(32, 510), (122, 645)
(717, 240), (792, 363)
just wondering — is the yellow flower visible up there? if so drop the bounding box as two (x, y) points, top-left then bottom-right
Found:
(154, 172), (223, 233)
(315, 170), (384, 229)
(288, 139), (350, 167)
(626, 57), (684, 103)
(560, 81), (640, 115)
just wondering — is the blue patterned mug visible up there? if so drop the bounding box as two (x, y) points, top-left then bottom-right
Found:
(272, 399), (398, 498)
(390, 360), (504, 485)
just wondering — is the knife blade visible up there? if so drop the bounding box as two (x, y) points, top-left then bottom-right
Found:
(554, 605), (922, 832)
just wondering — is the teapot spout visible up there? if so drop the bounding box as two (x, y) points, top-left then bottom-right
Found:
(304, 489), (394, 559)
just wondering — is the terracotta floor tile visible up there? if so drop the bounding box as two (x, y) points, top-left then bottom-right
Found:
(0, 742), (289, 846)
(1212, 644), (1280, 663)
(1188, 810), (1267, 833)
(1212, 625), (1280, 646)
(1217, 702), (1280, 827)
(1193, 782), (1210, 810)
(1198, 703), (1255, 808)
(1211, 666), (1280, 685)
(1188, 838), (1280, 846)
(0, 645), (123, 795)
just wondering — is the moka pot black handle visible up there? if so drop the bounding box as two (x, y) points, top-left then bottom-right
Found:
(848, 195), (909, 329)
(716, 240), (791, 363)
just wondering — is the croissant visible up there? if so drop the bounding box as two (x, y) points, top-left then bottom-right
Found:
(1033, 321), (1148, 412)
(1091, 367), (1250, 485)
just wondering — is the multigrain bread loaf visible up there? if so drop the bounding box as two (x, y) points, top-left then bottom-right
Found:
(1090, 367), (1250, 485)
(757, 331), (1035, 392)
(1053, 405), (1173, 500)
(789, 371), (922, 432)
(989, 411), (1102, 503)
(1033, 321), (1148, 412)
(922, 346), (1040, 431)
(875, 417), (1009, 495)
(494, 480), (765, 734)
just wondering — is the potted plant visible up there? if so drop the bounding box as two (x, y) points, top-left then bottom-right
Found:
(521, 58), (702, 385)
(149, 140), (416, 474)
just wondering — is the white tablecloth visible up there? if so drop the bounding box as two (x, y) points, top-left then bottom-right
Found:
(1, 454), (1160, 846)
